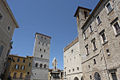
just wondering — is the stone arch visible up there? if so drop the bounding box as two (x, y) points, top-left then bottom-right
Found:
(94, 72), (101, 80)
(74, 77), (79, 80)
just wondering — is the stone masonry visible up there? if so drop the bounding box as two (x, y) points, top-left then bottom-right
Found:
(31, 33), (51, 80)
(74, 0), (120, 80)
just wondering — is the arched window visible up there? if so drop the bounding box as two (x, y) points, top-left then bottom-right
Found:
(0, 45), (4, 56)
(74, 77), (79, 80)
(35, 63), (38, 67)
(94, 72), (101, 80)
(20, 73), (23, 79)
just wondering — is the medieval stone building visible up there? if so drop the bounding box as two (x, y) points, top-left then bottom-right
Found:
(31, 33), (51, 80)
(74, 0), (120, 80)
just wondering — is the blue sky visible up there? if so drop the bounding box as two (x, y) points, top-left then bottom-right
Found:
(7, 0), (99, 69)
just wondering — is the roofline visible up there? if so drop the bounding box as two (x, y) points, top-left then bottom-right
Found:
(81, 0), (104, 29)
(64, 37), (79, 52)
(35, 32), (51, 39)
(9, 55), (33, 58)
(74, 6), (91, 17)
(2, 0), (19, 28)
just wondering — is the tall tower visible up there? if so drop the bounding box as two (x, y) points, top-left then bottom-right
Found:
(31, 33), (51, 80)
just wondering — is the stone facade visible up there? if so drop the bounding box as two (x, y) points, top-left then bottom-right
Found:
(74, 0), (120, 80)
(0, 0), (18, 78)
(4, 55), (33, 80)
(31, 33), (51, 80)
(64, 37), (83, 80)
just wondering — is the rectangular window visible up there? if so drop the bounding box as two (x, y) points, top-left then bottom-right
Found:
(113, 22), (120, 35)
(84, 11), (88, 19)
(85, 44), (89, 56)
(91, 38), (97, 51)
(111, 72), (118, 80)
(99, 30), (107, 44)
(97, 16), (101, 25)
(106, 2), (113, 13)
(109, 69), (118, 80)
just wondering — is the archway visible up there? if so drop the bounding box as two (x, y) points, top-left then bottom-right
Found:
(94, 72), (101, 80)
(74, 77), (79, 80)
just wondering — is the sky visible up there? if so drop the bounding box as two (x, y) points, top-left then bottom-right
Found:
(7, 0), (99, 69)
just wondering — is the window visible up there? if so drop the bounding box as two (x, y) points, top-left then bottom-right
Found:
(27, 72), (30, 75)
(35, 63), (38, 67)
(89, 25), (93, 33)
(0, 45), (4, 57)
(21, 65), (25, 70)
(20, 73), (23, 79)
(71, 49), (73, 53)
(77, 67), (79, 70)
(99, 30), (107, 44)
(106, 49), (110, 56)
(44, 49), (46, 52)
(0, 13), (3, 20)
(109, 69), (118, 80)
(73, 69), (74, 72)
(83, 31), (86, 39)
(106, 2), (113, 13)
(90, 75), (92, 79)
(91, 38), (97, 51)
(88, 65), (90, 68)
(85, 44), (89, 56)
(94, 59), (96, 64)
(23, 59), (25, 63)
(69, 69), (71, 72)
(84, 11), (88, 19)
(8, 26), (10, 31)
(97, 16), (101, 25)
(41, 55), (43, 58)
(29, 63), (31, 66)
(111, 72), (118, 80)
(113, 22), (120, 35)
(44, 64), (47, 68)
(40, 64), (42, 68)
(17, 58), (20, 62)
(40, 49), (42, 51)
(13, 72), (17, 79)
(15, 64), (19, 69)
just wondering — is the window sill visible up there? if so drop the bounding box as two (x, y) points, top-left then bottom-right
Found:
(102, 41), (108, 46)
(84, 37), (88, 40)
(93, 48), (97, 52)
(115, 32), (120, 37)
(86, 53), (89, 56)
(107, 9), (114, 15)
(97, 21), (102, 26)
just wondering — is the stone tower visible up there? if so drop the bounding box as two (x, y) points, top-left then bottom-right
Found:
(31, 33), (51, 80)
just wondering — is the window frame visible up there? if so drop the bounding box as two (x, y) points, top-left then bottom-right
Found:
(85, 44), (89, 56)
(112, 21), (120, 36)
(91, 38), (97, 51)
(96, 16), (101, 25)
(105, 2), (113, 14)
(99, 30), (107, 44)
